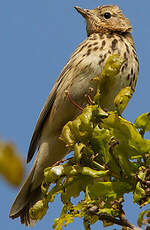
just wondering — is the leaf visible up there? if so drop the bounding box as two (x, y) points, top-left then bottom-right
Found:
(29, 55), (150, 230)
(102, 114), (150, 176)
(103, 113), (150, 156)
(61, 105), (108, 146)
(93, 54), (125, 105)
(137, 210), (146, 227)
(61, 175), (91, 203)
(133, 181), (146, 204)
(100, 54), (125, 78)
(91, 126), (112, 164)
(87, 181), (133, 200)
(44, 165), (64, 183)
(135, 112), (150, 133)
(133, 167), (150, 206)
(74, 143), (85, 161)
(0, 141), (24, 186)
(114, 87), (133, 115)
(53, 202), (86, 230)
(137, 209), (150, 227)
(29, 200), (48, 220)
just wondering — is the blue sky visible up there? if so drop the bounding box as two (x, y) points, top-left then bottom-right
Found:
(1, 0), (150, 229)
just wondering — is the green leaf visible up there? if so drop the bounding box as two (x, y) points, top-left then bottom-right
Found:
(93, 54), (125, 105)
(103, 113), (150, 156)
(133, 181), (146, 204)
(135, 112), (150, 133)
(88, 181), (133, 200)
(137, 209), (150, 227)
(29, 54), (150, 230)
(91, 126), (112, 164)
(74, 143), (85, 161)
(114, 87), (133, 115)
(53, 202), (86, 230)
(100, 54), (125, 78)
(29, 200), (48, 221)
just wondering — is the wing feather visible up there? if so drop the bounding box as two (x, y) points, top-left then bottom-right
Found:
(26, 62), (73, 163)
(26, 42), (85, 163)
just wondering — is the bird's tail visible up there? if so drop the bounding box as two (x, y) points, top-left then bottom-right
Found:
(9, 163), (42, 226)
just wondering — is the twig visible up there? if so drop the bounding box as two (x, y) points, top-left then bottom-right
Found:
(65, 90), (83, 111)
(85, 87), (95, 105)
(98, 214), (142, 230)
(87, 206), (143, 230)
(52, 157), (73, 166)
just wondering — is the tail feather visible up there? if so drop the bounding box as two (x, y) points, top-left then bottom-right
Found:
(9, 163), (42, 226)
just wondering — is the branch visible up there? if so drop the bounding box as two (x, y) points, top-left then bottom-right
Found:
(87, 206), (143, 230)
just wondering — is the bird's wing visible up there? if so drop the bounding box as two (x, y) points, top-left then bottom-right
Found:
(26, 38), (87, 163)
(27, 62), (73, 163)
(27, 85), (57, 163)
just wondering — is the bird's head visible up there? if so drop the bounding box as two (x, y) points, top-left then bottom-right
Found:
(74, 5), (132, 36)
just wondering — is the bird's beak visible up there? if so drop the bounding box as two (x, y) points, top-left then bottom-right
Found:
(74, 6), (90, 18)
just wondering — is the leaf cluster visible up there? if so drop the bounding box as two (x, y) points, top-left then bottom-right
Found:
(29, 55), (150, 229)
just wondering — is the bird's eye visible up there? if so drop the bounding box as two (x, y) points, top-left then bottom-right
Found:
(104, 12), (111, 19)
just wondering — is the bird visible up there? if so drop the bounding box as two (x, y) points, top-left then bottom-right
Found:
(9, 5), (139, 226)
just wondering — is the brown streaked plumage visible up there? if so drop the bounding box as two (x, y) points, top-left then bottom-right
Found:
(9, 5), (139, 226)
